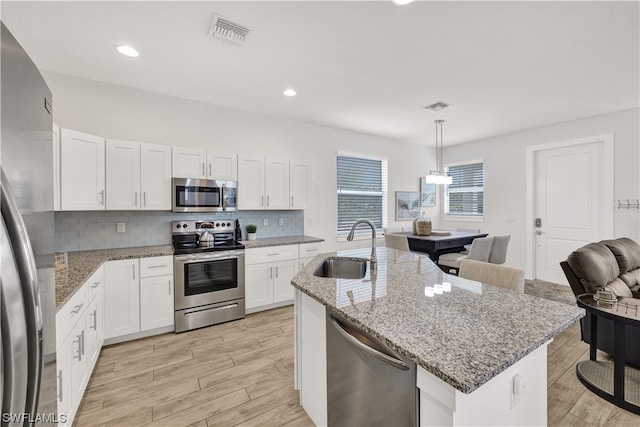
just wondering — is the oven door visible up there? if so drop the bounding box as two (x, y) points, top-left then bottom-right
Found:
(174, 250), (245, 311)
(172, 178), (223, 213)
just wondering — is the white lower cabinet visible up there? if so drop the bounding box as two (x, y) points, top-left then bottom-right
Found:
(245, 244), (300, 312)
(56, 266), (104, 426)
(104, 259), (140, 339)
(139, 255), (174, 331)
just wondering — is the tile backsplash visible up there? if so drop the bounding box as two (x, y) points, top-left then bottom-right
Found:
(55, 210), (304, 252)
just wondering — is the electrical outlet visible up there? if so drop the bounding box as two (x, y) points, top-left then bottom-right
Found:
(278, 218), (284, 226)
(116, 222), (126, 233)
(263, 218), (268, 226)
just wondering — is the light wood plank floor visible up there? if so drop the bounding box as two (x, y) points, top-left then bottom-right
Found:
(75, 306), (640, 426)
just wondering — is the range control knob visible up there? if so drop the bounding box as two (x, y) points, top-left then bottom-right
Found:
(176, 224), (181, 229)
(227, 222), (231, 227)
(216, 222), (220, 227)
(182, 224), (187, 228)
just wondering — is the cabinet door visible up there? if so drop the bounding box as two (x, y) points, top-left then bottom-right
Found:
(60, 129), (105, 210)
(104, 259), (140, 339)
(69, 320), (88, 408)
(140, 275), (174, 330)
(273, 259), (298, 303)
(85, 291), (104, 367)
(56, 336), (72, 426)
(290, 160), (309, 209)
(53, 124), (61, 211)
(106, 139), (141, 210)
(141, 143), (172, 210)
(207, 151), (237, 180)
(245, 263), (274, 309)
(172, 147), (207, 179)
(238, 155), (265, 209)
(265, 157), (290, 210)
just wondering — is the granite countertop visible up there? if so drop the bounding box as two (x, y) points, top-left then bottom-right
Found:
(55, 245), (174, 311)
(291, 247), (585, 394)
(240, 235), (324, 249)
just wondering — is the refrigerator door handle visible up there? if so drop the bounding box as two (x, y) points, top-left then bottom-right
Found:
(1, 169), (44, 419)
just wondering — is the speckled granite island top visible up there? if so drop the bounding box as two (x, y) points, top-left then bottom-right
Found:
(291, 247), (585, 393)
(55, 245), (173, 311)
(240, 235), (323, 249)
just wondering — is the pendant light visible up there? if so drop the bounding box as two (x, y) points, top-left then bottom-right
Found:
(425, 120), (452, 185)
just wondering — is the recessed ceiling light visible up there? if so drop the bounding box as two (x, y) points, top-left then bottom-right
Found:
(283, 89), (297, 97)
(392, 0), (415, 5)
(117, 45), (139, 57)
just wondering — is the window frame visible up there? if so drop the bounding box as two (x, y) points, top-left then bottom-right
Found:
(444, 159), (485, 221)
(336, 152), (388, 237)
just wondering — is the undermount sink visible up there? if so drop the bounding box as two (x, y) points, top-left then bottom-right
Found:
(313, 257), (368, 279)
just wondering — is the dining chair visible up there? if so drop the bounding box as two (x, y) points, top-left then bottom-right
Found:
(488, 235), (511, 264)
(384, 233), (410, 251)
(383, 227), (403, 234)
(459, 259), (525, 293)
(458, 228), (481, 253)
(437, 236), (494, 274)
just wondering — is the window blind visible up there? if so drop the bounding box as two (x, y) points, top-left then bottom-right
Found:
(446, 162), (484, 216)
(337, 155), (388, 234)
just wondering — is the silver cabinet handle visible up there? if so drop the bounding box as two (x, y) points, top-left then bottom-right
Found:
(135, 191), (138, 206)
(90, 309), (97, 331)
(57, 370), (63, 403)
(328, 314), (409, 371)
(147, 264), (166, 269)
(143, 191), (147, 206)
(202, 162), (205, 176)
(261, 195), (264, 207)
(267, 195), (270, 207)
(209, 163), (212, 177)
(168, 280), (172, 295)
(99, 189), (105, 204)
(81, 329), (85, 356)
(73, 334), (82, 361)
(275, 266), (279, 278)
(91, 281), (100, 288)
(267, 253), (279, 256)
(70, 303), (84, 315)
(292, 196), (294, 207)
(270, 267), (273, 279)
(132, 264), (136, 280)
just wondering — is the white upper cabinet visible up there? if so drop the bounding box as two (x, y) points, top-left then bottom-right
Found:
(238, 155), (265, 209)
(289, 160), (309, 209)
(53, 124), (61, 211)
(238, 155), (292, 210)
(106, 140), (171, 210)
(207, 151), (237, 180)
(265, 157), (290, 210)
(172, 147), (237, 180)
(106, 139), (141, 210)
(172, 147), (207, 179)
(140, 143), (172, 210)
(60, 128), (105, 210)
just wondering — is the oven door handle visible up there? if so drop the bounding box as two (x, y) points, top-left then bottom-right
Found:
(174, 250), (244, 263)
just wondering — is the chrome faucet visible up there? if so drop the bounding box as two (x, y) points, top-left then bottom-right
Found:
(346, 219), (377, 266)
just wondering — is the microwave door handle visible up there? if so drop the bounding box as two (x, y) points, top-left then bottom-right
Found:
(222, 184), (227, 211)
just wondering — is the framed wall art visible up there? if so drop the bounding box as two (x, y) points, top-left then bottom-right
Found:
(395, 191), (420, 221)
(420, 178), (436, 207)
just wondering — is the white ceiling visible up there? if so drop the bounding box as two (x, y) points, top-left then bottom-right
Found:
(3, 1), (639, 146)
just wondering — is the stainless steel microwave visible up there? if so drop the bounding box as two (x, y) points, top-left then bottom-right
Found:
(172, 178), (237, 213)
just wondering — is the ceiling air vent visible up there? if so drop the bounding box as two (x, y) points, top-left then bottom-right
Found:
(208, 14), (251, 46)
(422, 101), (453, 112)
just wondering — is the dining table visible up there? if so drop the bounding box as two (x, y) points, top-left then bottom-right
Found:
(398, 230), (488, 261)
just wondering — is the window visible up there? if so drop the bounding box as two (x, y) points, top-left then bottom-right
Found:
(336, 154), (388, 235)
(445, 161), (484, 216)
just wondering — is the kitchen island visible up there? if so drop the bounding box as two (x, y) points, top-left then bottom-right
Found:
(291, 247), (585, 426)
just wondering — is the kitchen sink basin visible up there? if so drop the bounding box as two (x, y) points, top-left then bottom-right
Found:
(313, 257), (368, 279)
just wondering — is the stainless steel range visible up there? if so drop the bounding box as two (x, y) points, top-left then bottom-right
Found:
(172, 220), (245, 333)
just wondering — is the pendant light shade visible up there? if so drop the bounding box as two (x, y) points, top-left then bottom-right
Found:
(425, 120), (452, 185)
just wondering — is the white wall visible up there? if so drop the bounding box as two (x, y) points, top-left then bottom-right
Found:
(438, 108), (640, 275)
(44, 71), (436, 252)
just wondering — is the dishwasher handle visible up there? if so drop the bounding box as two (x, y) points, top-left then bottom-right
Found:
(328, 314), (409, 371)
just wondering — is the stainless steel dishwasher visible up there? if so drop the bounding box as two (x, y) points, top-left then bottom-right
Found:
(326, 312), (417, 426)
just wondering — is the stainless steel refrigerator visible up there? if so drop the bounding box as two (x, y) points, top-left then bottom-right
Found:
(1, 22), (57, 425)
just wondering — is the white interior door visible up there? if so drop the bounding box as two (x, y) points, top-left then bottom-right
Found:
(534, 140), (610, 284)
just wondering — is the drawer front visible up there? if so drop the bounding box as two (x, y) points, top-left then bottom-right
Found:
(140, 256), (174, 278)
(56, 284), (88, 348)
(246, 244), (299, 264)
(86, 267), (103, 302)
(299, 242), (323, 258)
